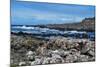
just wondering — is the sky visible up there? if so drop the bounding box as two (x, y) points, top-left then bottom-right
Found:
(11, 0), (95, 25)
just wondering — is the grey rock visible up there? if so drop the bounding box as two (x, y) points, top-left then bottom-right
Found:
(65, 54), (77, 63)
(19, 62), (26, 66)
(88, 50), (95, 56)
(31, 59), (41, 65)
(26, 51), (34, 56)
(78, 55), (89, 62)
(26, 51), (35, 61)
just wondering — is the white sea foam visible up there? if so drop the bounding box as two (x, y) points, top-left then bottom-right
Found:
(12, 26), (87, 35)
(11, 25), (94, 39)
(12, 25), (35, 29)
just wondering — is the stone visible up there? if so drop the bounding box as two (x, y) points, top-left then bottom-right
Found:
(88, 50), (95, 56)
(26, 51), (34, 56)
(31, 59), (41, 65)
(78, 55), (89, 62)
(26, 51), (35, 61)
(19, 62), (26, 66)
(65, 54), (78, 63)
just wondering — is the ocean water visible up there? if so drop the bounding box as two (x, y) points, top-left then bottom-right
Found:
(11, 25), (95, 40)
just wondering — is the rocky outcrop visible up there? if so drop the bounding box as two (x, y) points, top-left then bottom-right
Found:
(11, 34), (95, 66)
(46, 17), (95, 32)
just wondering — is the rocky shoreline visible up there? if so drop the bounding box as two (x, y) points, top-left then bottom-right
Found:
(11, 34), (95, 67)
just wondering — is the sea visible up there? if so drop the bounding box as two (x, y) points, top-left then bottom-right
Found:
(11, 25), (95, 41)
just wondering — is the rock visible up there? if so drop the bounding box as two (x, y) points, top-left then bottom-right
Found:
(70, 49), (81, 56)
(26, 51), (34, 56)
(46, 50), (52, 57)
(51, 49), (69, 57)
(31, 59), (41, 65)
(26, 51), (35, 61)
(41, 57), (51, 64)
(36, 46), (47, 56)
(78, 55), (89, 62)
(52, 54), (62, 59)
(28, 56), (35, 61)
(65, 54), (78, 63)
(79, 41), (92, 54)
(88, 57), (95, 61)
(11, 35), (95, 66)
(64, 51), (71, 56)
(19, 62), (26, 66)
(50, 54), (64, 63)
(88, 50), (95, 57)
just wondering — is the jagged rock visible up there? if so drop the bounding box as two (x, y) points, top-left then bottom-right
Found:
(11, 35), (95, 66)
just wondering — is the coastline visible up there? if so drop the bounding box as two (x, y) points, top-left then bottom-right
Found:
(11, 33), (95, 66)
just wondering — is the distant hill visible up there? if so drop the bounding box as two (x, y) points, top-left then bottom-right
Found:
(46, 17), (95, 32)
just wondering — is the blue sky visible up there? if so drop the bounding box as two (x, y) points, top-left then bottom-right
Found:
(11, 0), (95, 25)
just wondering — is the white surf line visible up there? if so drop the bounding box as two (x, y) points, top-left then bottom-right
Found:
(17, 0), (95, 6)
